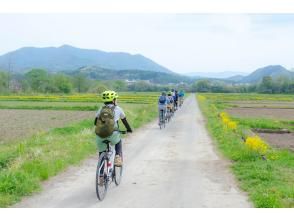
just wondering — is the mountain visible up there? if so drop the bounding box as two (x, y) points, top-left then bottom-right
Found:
(240, 65), (294, 83)
(68, 66), (192, 84)
(0, 45), (172, 73)
(225, 75), (245, 82)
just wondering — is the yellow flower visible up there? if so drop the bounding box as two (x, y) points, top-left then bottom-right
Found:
(245, 136), (268, 155)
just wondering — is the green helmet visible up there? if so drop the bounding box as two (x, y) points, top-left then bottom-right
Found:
(101, 90), (118, 102)
(168, 91), (172, 96)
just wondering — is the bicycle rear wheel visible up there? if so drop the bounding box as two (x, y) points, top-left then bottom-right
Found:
(159, 110), (163, 129)
(96, 152), (108, 201)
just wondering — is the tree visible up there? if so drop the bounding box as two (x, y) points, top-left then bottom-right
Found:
(259, 76), (273, 93)
(52, 73), (72, 93)
(24, 69), (50, 92)
(72, 73), (90, 93)
(192, 80), (211, 92)
(0, 71), (9, 93)
(88, 80), (108, 93)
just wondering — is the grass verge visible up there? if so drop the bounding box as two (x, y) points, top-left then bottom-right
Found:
(196, 94), (294, 208)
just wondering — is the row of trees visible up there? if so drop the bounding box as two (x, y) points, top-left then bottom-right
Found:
(1, 68), (293, 94)
(192, 76), (294, 94)
(0, 69), (188, 94)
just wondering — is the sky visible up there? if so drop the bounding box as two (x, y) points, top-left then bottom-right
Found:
(0, 13), (294, 75)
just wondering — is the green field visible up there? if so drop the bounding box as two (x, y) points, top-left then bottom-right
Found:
(0, 92), (159, 104)
(197, 93), (294, 208)
(0, 93), (158, 207)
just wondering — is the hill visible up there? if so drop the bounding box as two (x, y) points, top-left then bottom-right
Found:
(68, 66), (192, 84)
(0, 45), (172, 73)
(240, 65), (294, 83)
(225, 75), (245, 82)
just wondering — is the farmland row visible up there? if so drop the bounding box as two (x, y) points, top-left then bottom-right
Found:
(0, 93), (159, 104)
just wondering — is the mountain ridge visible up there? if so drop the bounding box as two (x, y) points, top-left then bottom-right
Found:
(0, 45), (172, 73)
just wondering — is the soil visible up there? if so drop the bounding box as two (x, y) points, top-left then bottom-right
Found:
(0, 109), (94, 145)
(227, 107), (294, 120)
(227, 101), (294, 109)
(257, 132), (294, 151)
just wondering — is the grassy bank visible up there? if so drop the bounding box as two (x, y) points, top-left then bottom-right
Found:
(0, 103), (157, 207)
(196, 94), (294, 208)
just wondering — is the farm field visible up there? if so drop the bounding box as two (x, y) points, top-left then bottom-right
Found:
(0, 101), (99, 110)
(0, 92), (159, 104)
(0, 109), (94, 145)
(197, 93), (294, 207)
(206, 93), (294, 149)
(0, 92), (158, 207)
(226, 108), (294, 120)
(225, 101), (294, 108)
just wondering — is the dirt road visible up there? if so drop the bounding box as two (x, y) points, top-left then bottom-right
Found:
(15, 95), (251, 208)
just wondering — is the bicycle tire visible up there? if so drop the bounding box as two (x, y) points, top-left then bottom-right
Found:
(159, 110), (164, 129)
(96, 152), (108, 201)
(114, 153), (123, 186)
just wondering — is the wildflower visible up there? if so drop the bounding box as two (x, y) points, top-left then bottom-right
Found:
(245, 135), (268, 155)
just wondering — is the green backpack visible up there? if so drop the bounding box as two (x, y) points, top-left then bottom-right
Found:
(95, 105), (116, 138)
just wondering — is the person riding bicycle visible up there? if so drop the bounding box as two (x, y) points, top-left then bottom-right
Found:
(178, 90), (185, 106)
(158, 91), (168, 124)
(173, 90), (179, 110)
(94, 90), (132, 167)
(167, 91), (174, 113)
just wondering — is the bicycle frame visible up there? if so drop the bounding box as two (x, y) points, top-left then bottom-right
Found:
(98, 144), (115, 184)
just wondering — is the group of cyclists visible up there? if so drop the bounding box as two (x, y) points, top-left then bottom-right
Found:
(94, 89), (185, 199)
(158, 89), (185, 128)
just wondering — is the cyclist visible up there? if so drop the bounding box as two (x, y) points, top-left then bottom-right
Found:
(158, 91), (168, 125)
(94, 90), (132, 168)
(167, 91), (174, 115)
(178, 90), (185, 106)
(173, 90), (179, 111)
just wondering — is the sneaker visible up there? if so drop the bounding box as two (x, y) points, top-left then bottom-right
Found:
(114, 155), (123, 167)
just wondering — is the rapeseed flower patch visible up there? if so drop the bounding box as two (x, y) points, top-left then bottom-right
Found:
(245, 135), (268, 155)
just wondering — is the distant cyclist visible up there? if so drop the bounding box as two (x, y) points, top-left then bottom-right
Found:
(167, 91), (174, 114)
(173, 90), (179, 110)
(178, 90), (185, 107)
(94, 90), (133, 168)
(158, 92), (168, 125)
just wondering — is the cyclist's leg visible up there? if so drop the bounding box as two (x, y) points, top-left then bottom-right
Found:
(106, 132), (122, 166)
(115, 140), (122, 156)
(96, 135), (108, 154)
(96, 136), (108, 176)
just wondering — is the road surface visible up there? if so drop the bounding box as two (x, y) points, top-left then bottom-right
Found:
(15, 95), (251, 208)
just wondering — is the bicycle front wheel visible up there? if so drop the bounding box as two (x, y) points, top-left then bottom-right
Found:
(96, 152), (108, 201)
(114, 156), (123, 186)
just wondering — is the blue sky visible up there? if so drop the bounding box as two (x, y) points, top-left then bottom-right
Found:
(0, 14), (293, 75)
